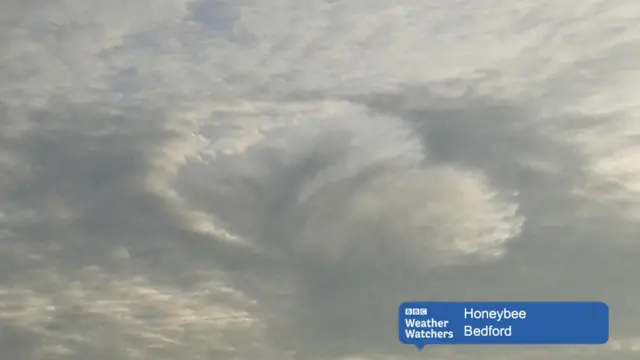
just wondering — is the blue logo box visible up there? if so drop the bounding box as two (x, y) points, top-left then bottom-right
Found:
(399, 301), (609, 349)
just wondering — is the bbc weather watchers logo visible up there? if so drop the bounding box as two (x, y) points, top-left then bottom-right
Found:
(405, 308), (428, 316)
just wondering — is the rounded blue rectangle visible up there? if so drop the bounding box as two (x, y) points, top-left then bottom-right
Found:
(398, 301), (609, 348)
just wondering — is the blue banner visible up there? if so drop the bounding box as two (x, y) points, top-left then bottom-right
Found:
(399, 301), (608, 349)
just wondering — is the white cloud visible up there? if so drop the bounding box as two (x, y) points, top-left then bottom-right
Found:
(0, 262), (268, 359)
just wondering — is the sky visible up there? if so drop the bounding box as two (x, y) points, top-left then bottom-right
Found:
(1, 0), (640, 359)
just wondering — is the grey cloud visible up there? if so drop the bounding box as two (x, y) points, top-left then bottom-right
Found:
(184, 88), (640, 358)
(2, 90), (639, 360)
(2, 0), (640, 359)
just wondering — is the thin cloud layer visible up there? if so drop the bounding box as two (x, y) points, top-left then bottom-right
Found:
(1, 0), (640, 359)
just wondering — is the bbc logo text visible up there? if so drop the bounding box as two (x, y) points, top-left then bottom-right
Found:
(404, 308), (428, 316)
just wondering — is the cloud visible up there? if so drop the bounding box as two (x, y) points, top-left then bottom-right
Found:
(1, 0), (640, 359)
